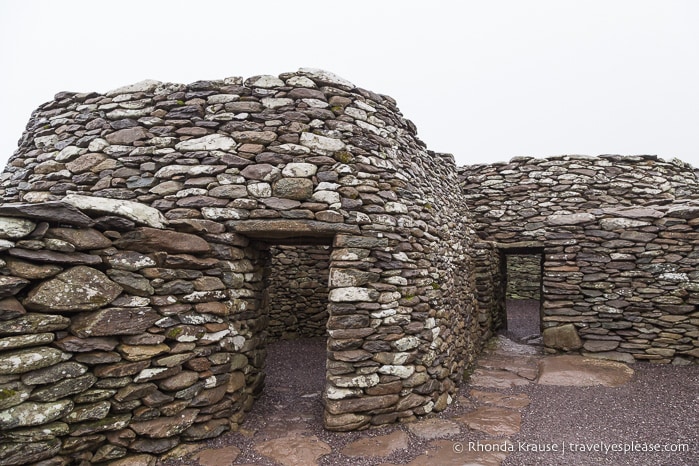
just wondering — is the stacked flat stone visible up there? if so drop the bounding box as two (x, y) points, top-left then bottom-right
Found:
(266, 245), (330, 340)
(0, 69), (480, 465)
(506, 255), (541, 300)
(460, 155), (699, 364)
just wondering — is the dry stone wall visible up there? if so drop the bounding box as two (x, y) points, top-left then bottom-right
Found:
(0, 69), (485, 465)
(460, 155), (699, 364)
(506, 254), (541, 300)
(265, 245), (330, 340)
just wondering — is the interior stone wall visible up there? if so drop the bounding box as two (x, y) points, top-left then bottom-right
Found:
(265, 244), (330, 340)
(0, 69), (482, 465)
(460, 155), (699, 364)
(470, 242), (506, 353)
(506, 254), (541, 300)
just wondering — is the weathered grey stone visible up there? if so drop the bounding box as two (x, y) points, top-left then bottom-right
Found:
(107, 270), (154, 296)
(0, 347), (71, 375)
(0, 333), (54, 351)
(68, 414), (131, 436)
(546, 212), (595, 225)
(0, 439), (61, 465)
(0, 313), (70, 335)
(29, 374), (97, 402)
(21, 361), (87, 385)
(0, 202), (94, 227)
(0, 399), (73, 429)
(70, 307), (159, 337)
(328, 287), (377, 302)
(24, 266), (122, 312)
(273, 178), (314, 200)
(0, 217), (36, 239)
(0, 276), (30, 297)
(175, 134), (236, 152)
(63, 401), (111, 423)
(0, 381), (33, 410)
(62, 194), (168, 228)
(106, 79), (161, 96)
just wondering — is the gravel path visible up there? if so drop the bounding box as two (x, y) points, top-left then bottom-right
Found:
(505, 299), (541, 342)
(506, 362), (699, 465)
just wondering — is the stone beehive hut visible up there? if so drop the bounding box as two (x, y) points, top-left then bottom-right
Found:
(460, 156), (699, 363)
(0, 68), (698, 465)
(0, 69), (484, 465)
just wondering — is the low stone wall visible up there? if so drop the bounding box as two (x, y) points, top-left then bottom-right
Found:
(265, 245), (330, 340)
(0, 202), (259, 465)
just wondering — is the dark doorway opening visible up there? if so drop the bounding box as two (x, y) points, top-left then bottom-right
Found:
(244, 239), (332, 434)
(502, 248), (543, 345)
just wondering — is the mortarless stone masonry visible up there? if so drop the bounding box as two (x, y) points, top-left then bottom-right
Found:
(0, 69), (479, 464)
(0, 70), (696, 465)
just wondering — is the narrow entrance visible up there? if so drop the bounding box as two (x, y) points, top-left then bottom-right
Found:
(502, 248), (544, 344)
(243, 240), (332, 433)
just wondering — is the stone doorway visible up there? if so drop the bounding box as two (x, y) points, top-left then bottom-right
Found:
(249, 234), (334, 428)
(502, 248), (543, 344)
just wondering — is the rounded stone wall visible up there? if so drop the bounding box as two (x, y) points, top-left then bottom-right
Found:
(0, 69), (482, 465)
(460, 155), (699, 364)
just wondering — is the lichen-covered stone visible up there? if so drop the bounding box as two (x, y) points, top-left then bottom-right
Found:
(24, 266), (122, 312)
(0, 347), (71, 375)
(0, 400), (73, 429)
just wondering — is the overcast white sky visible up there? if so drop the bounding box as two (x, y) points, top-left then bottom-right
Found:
(1, 0), (698, 170)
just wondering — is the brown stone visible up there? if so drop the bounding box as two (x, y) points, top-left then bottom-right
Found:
(456, 406), (521, 436)
(130, 409), (199, 438)
(406, 418), (461, 440)
(193, 445), (241, 466)
(542, 324), (583, 351)
(469, 368), (530, 389)
(254, 433), (331, 466)
(94, 361), (148, 378)
(537, 355), (634, 387)
(325, 394), (399, 415)
(70, 307), (159, 337)
(583, 339), (620, 352)
(382, 439), (509, 466)
(114, 227), (210, 254)
(4, 258), (63, 280)
(342, 430), (409, 457)
(8, 248), (102, 265)
(469, 390), (531, 409)
(0, 297), (26, 321)
(158, 371), (200, 391)
(106, 127), (148, 145)
(45, 228), (111, 250)
(55, 335), (118, 352)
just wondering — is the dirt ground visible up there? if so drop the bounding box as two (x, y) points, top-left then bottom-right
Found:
(160, 303), (698, 466)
